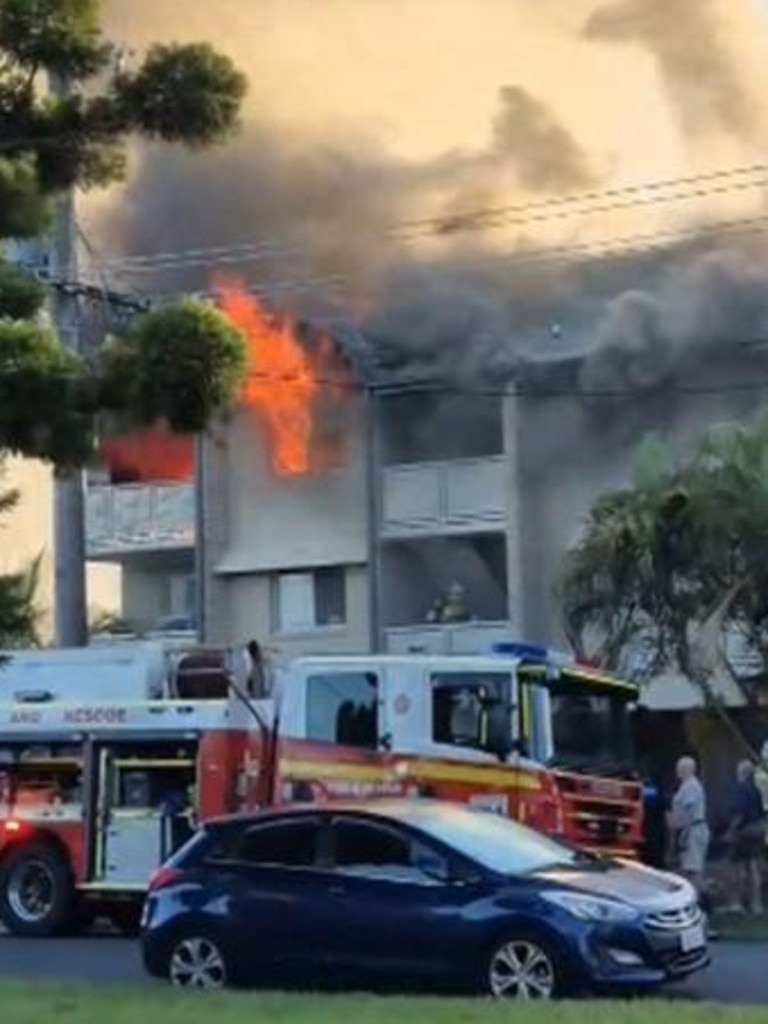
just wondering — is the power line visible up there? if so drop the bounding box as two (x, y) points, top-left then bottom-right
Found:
(96, 161), (768, 274)
(140, 208), (768, 305)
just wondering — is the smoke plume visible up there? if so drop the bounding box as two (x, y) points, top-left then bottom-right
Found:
(584, 0), (759, 141)
(489, 86), (594, 192)
(88, 0), (768, 412)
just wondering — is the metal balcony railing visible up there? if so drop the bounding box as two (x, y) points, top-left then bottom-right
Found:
(86, 483), (195, 557)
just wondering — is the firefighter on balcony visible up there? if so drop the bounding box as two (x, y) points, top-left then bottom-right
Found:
(441, 582), (471, 623)
(426, 582), (472, 624)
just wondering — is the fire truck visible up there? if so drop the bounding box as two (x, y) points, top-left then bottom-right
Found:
(0, 640), (642, 937)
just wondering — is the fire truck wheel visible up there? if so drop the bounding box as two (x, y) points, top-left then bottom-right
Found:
(0, 842), (74, 937)
(167, 933), (229, 990)
(485, 932), (565, 1000)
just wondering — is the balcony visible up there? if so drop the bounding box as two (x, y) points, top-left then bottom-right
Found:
(86, 483), (195, 559)
(385, 622), (511, 655)
(380, 456), (507, 538)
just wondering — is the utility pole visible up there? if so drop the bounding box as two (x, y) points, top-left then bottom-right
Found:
(50, 73), (88, 647)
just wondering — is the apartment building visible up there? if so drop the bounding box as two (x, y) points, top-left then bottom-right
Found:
(85, 427), (197, 633)
(197, 332), (768, 720)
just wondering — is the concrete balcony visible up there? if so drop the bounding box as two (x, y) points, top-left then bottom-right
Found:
(86, 483), (195, 559)
(385, 621), (511, 655)
(380, 457), (507, 538)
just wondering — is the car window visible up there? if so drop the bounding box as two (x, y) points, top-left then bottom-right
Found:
(395, 802), (578, 876)
(331, 818), (448, 884)
(227, 819), (320, 867)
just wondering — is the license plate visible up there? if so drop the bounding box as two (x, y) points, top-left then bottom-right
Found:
(680, 925), (705, 952)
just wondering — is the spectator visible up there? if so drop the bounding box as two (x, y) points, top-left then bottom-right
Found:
(726, 760), (765, 915)
(667, 755), (710, 896)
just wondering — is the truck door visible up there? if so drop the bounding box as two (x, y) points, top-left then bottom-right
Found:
(93, 740), (197, 888)
(386, 665), (519, 812)
(275, 665), (390, 803)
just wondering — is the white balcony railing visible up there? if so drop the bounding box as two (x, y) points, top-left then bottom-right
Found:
(385, 621), (511, 655)
(381, 457), (507, 537)
(86, 483), (195, 557)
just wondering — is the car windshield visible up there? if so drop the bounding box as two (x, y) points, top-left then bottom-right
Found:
(397, 802), (580, 875)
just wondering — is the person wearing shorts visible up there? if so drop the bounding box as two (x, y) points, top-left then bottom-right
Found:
(726, 760), (765, 915)
(668, 756), (710, 895)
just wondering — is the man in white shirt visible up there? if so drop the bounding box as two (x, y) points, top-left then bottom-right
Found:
(668, 755), (710, 894)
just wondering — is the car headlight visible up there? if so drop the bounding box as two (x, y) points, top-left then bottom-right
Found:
(541, 890), (639, 923)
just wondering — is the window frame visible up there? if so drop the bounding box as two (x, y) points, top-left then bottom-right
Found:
(305, 670), (380, 749)
(207, 815), (326, 872)
(271, 566), (347, 635)
(429, 670), (512, 756)
(327, 814), (453, 885)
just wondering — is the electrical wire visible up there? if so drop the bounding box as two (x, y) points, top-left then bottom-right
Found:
(85, 161), (768, 273)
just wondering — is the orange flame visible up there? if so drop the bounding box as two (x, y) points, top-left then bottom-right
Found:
(101, 422), (195, 483)
(217, 277), (350, 477)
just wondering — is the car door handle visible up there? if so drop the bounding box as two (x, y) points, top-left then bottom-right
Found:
(328, 885), (347, 898)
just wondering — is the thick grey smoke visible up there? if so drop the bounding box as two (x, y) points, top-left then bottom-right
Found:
(579, 243), (768, 398)
(488, 86), (593, 192)
(91, 0), (768, 423)
(100, 82), (591, 304)
(584, 0), (758, 140)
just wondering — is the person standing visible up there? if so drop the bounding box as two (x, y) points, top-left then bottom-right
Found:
(667, 756), (710, 896)
(726, 760), (765, 915)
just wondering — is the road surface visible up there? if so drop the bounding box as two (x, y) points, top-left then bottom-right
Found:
(0, 937), (766, 1002)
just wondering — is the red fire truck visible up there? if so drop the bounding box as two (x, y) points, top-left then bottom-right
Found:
(0, 641), (642, 936)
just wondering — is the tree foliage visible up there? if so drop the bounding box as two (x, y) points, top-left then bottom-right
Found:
(0, 465), (39, 647)
(560, 418), (768, 701)
(0, 0), (249, 466)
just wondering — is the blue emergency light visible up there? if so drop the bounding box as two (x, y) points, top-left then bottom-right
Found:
(491, 642), (574, 669)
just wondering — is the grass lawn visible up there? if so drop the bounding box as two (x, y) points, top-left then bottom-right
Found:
(1, 983), (765, 1024)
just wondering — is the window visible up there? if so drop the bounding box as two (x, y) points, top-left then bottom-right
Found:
(229, 819), (320, 867)
(307, 672), (379, 749)
(272, 567), (346, 633)
(331, 818), (449, 883)
(431, 672), (511, 752)
(169, 574), (196, 617)
(393, 802), (580, 877)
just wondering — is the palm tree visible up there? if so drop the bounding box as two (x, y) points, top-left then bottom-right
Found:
(561, 417), (768, 705)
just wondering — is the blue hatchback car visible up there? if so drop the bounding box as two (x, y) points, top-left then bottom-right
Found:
(140, 799), (709, 999)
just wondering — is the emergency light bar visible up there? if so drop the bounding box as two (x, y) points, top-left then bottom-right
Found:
(491, 642), (575, 669)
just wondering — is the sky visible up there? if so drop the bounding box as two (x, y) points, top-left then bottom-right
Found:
(88, 0), (768, 288)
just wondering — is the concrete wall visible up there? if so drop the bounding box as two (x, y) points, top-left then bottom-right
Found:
(201, 397), (370, 646)
(121, 565), (171, 624)
(216, 401), (368, 574)
(210, 564), (370, 654)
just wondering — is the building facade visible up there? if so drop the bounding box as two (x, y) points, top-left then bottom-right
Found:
(85, 471), (196, 633)
(199, 345), (768, 718)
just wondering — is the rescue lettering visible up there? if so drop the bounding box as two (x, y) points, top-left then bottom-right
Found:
(9, 710), (41, 724)
(62, 707), (128, 725)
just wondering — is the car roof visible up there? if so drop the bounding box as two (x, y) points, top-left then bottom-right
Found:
(204, 798), (458, 830)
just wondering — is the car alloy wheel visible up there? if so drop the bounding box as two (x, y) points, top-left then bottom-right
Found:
(169, 936), (228, 990)
(488, 938), (557, 1000)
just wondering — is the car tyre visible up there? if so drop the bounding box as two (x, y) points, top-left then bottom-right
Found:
(0, 842), (74, 937)
(167, 933), (230, 990)
(486, 933), (563, 1000)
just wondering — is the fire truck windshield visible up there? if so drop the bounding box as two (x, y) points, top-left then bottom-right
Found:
(547, 680), (635, 777)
